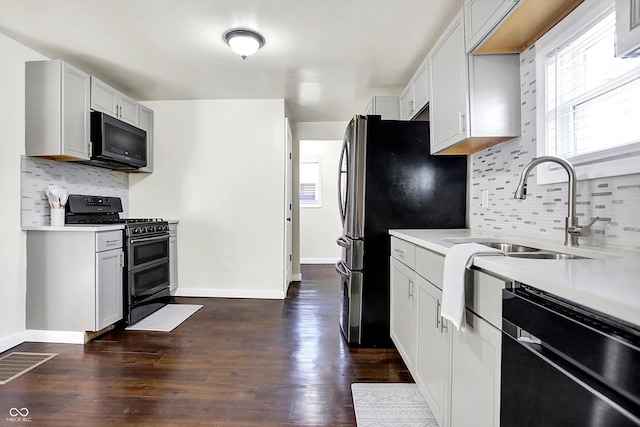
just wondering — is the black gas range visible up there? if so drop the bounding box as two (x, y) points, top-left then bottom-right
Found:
(65, 194), (171, 325)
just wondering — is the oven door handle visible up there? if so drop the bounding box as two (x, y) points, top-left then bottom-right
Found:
(129, 233), (169, 245)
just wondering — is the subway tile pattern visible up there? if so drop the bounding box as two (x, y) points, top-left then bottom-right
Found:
(471, 46), (640, 250)
(21, 156), (129, 226)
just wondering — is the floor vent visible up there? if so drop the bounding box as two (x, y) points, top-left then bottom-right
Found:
(0, 352), (57, 385)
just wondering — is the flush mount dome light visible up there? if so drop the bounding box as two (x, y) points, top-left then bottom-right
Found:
(223, 28), (265, 59)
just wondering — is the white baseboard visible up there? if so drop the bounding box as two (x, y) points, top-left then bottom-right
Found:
(23, 330), (85, 345)
(0, 331), (28, 353)
(174, 288), (286, 299)
(291, 273), (302, 282)
(300, 258), (339, 264)
(0, 329), (86, 351)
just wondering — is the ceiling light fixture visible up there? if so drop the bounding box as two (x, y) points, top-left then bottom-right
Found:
(223, 28), (265, 60)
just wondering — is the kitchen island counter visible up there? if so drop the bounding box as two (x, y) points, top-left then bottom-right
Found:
(389, 228), (640, 327)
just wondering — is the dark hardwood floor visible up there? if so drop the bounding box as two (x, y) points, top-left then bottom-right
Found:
(0, 265), (411, 426)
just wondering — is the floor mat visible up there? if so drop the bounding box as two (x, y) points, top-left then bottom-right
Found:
(351, 382), (439, 427)
(0, 352), (57, 385)
(125, 304), (203, 332)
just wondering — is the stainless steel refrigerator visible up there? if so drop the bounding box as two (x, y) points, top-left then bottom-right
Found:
(336, 115), (467, 347)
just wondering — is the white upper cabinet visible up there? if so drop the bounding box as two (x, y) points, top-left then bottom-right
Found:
(91, 76), (140, 126)
(616, 0), (640, 57)
(429, 12), (469, 151)
(429, 8), (520, 155)
(399, 57), (429, 120)
(464, 0), (521, 53)
(365, 96), (400, 119)
(25, 60), (91, 160)
(137, 104), (154, 173)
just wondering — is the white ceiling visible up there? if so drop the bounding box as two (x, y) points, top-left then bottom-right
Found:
(0, 0), (462, 123)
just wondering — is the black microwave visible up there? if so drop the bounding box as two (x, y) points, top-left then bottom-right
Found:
(89, 111), (147, 170)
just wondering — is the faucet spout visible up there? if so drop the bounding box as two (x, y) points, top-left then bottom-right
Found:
(514, 156), (579, 246)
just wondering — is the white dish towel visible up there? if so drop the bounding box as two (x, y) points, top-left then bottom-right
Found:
(441, 243), (503, 330)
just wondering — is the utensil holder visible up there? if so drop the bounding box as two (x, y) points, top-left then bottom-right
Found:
(50, 208), (65, 226)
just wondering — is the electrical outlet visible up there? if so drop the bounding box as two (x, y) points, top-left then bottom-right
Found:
(481, 189), (489, 209)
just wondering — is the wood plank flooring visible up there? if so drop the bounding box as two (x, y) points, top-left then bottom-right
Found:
(0, 265), (411, 426)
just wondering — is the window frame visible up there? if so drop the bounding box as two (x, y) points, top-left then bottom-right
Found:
(535, 0), (640, 184)
(299, 155), (323, 208)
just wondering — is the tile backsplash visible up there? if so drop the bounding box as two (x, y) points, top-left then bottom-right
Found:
(471, 46), (640, 250)
(21, 156), (129, 226)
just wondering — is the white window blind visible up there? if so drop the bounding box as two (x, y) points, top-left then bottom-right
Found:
(536, 0), (640, 183)
(299, 156), (322, 207)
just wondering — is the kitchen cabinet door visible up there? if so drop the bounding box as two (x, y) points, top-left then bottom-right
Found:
(429, 9), (469, 152)
(91, 76), (140, 126)
(390, 257), (417, 370)
(449, 310), (502, 427)
(399, 83), (414, 120)
(96, 248), (123, 330)
(616, 0), (640, 57)
(399, 58), (429, 120)
(365, 96), (400, 119)
(169, 223), (178, 292)
(464, 0), (520, 53)
(415, 274), (450, 427)
(411, 60), (429, 115)
(25, 60), (91, 160)
(138, 104), (154, 173)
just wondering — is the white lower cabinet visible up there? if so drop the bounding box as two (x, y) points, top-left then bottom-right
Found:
(390, 257), (417, 370)
(415, 274), (450, 427)
(26, 229), (124, 333)
(169, 222), (179, 292)
(389, 236), (505, 427)
(450, 311), (502, 427)
(96, 245), (124, 330)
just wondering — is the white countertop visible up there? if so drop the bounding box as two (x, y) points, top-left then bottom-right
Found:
(389, 228), (640, 327)
(23, 224), (125, 232)
(24, 219), (179, 231)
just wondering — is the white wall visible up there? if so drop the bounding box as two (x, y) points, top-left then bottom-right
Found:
(299, 140), (343, 263)
(0, 34), (47, 350)
(129, 99), (288, 298)
(291, 122), (347, 274)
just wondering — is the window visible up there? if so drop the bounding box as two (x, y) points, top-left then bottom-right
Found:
(299, 156), (322, 207)
(536, 0), (640, 184)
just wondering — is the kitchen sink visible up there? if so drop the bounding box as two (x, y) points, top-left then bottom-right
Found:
(477, 242), (590, 260)
(480, 242), (542, 253)
(442, 237), (597, 260)
(506, 252), (589, 260)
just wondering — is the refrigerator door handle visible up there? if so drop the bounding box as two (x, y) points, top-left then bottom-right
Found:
(335, 261), (350, 278)
(336, 236), (351, 249)
(337, 138), (349, 227)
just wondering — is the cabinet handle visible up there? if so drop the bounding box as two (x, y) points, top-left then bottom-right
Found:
(409, 278), (414, 298)
(440, 317), (448, 333)
(106, 239), (120, 245)
(436, 299), (448, 333)
(394, 248), (405, 257)
(120, 251), (125, 268)
(459, 112), (466, 133)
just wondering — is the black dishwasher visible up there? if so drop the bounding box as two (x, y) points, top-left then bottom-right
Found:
(501, 283), (640, 426)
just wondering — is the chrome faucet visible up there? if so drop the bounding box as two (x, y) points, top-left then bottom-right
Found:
(514, 156), (598, 247)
